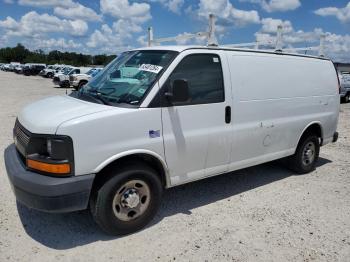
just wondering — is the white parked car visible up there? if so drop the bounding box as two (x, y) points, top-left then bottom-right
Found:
(39, 65), (57, 78)
(40, 64), (66, 78)
(53, 67), (92, 88)
(70, 68), (103, 90)
(4, 46), (340, 235)
(52, 66), (74, 86)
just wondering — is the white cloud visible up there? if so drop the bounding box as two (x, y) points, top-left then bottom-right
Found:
(100, 0), (151, 23)
(167, 0), (184, 14)
(91, 0), (152, 53)
(3, 0), (14, 4)
(0, 16), (19, 30)
(314, 2), (350, 23)
(198, 0), (260, 27)
(241, 0), (301, 12)
(18, 0), (73, 8)
(113, 19), (142, 36)
(146, 0), (184, 14)
(87, 22), (135, 54)
(18, 0), (101, 21)
(36, 37), (82, 51)
(54, 4), (101, 22)
(0, 11), (88, 38)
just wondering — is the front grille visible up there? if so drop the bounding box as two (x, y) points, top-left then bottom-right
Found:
(14, 120), (30, 157)
(14, 120), (30, 146)
(69, 75), (74, 82)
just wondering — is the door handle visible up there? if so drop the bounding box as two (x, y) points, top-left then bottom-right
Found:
(225, 106), (231, 124)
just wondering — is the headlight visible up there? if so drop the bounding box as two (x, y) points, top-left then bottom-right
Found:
(26, 135), (74, 176)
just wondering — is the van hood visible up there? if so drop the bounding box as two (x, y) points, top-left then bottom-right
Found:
(18, 95), (112, 134)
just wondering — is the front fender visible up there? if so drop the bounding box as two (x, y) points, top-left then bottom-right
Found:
(93, 149), (171, 188)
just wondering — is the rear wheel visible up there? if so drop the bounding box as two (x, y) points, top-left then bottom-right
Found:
(287, 135), (320, 174)
(47, 72), (53, 78)
(90, 163), (163, 235)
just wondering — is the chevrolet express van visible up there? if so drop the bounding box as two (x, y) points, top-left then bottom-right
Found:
(4, 46), (340, 235)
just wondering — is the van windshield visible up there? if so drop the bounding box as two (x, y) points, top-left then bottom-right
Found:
(80, 50), (178, 106)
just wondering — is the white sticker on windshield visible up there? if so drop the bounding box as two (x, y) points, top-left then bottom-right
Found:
(139, 64), (163, 74)
(213, 57), (219, 63)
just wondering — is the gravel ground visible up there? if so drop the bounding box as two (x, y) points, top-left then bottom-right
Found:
(0, 71), (349, 262)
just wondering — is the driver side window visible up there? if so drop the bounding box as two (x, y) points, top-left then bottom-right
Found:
(167, 54), (225, 105)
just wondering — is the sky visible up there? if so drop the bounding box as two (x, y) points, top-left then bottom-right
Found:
(0, 0), (350, 61)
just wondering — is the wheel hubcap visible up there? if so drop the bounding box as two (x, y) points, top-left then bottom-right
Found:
(302, 142), (315, 166)
(112, 180), (150, 221)
(122, 189), (140, 208)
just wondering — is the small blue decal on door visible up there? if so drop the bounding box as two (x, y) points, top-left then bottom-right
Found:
(149, 130), (160, 138)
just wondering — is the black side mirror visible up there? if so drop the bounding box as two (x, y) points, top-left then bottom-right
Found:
(165, 79), (190, 103)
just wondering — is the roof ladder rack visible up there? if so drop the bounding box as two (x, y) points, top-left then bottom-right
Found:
(147, 14), (218, 47)
(147, 17), (328, 58)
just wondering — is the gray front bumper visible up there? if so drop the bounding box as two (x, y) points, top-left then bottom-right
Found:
(4, 144), (95, 213)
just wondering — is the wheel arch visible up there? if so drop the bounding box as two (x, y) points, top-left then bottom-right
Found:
(93, 150), (170, 189)
(79, 79), (88, 85)
(295, 122), (324, 152)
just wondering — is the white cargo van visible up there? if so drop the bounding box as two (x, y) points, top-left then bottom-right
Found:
(4, 46), (340, 235)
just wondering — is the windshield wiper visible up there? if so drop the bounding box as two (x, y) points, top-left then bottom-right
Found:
(78, 90), (111, 105)
(87, 90), (112, 105)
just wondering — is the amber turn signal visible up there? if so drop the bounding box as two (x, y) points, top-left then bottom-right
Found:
(27, 159), (71, 174)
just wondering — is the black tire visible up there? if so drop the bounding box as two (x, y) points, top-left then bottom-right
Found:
(47, 72), (53, 78)
(90, 163), (163, 235)
(78, 81), (87, 90)
(342, 94), (350, 103)
(287, 135), (320, 174)
(62, 81), (70, 88)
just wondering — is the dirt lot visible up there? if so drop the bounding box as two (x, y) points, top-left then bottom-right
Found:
(0, 70), (349, 261)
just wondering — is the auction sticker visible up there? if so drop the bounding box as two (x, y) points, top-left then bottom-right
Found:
(139, 64), (163, 74)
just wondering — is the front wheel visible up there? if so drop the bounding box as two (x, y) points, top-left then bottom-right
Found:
(78, 81), (87, 90)
(90, 163), (163, 235)
(287, 135), (320, 174)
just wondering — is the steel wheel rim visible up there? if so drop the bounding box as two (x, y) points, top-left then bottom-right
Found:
(302, 142), (316, 166)
(112, 179), (151, 221)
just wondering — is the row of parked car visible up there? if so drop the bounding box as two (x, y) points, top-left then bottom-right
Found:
(46, 65), (103, 90)
(0, 62), (46, 76)
(0, 62), (103, 90)
(339, 72), (350, 103)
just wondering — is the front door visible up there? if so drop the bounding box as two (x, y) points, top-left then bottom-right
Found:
(160, 51), (232, 186)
